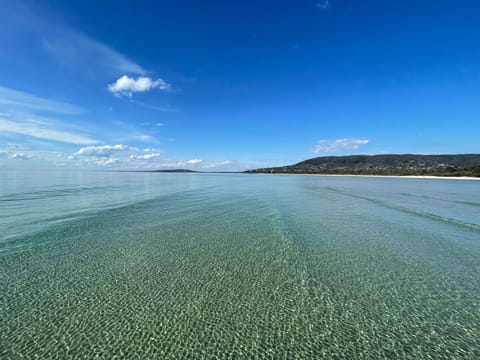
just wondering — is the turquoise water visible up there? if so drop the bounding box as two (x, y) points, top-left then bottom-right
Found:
(1, 171), (479, 359)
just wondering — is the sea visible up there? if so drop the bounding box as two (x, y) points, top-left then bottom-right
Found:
(1, 171), (479, 359)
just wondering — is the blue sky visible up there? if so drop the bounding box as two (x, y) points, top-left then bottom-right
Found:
(1, 0), (479, 171)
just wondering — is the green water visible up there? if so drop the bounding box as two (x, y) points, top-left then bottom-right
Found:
(1, 172), (479, 359)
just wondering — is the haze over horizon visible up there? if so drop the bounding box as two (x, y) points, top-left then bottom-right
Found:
(1, 0), (479, 171)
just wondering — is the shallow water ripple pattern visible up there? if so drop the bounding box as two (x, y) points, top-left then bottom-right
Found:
(1, 172), (479, 359)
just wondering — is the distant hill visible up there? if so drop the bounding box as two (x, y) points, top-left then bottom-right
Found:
(149, 169), (197, 173)
(245, 154), (480, 177)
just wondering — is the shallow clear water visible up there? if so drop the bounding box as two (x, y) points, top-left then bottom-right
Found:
(1, 171), (479, 359)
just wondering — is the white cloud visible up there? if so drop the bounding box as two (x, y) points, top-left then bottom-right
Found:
(95, 157), (120, 166)
(148, 159), (236, 170)
(130, 153), (160, 160)
(0, 145), (68, 167)
(316, 1), (332, 10)
(108, 76), (171, 97)
(8, 152), (32, 160)
(312, 138), (369, 153)
(73, 144), (135, 157)
(69, 145), (163, 167)
(57, 145), (243, 170)
(0, 117), (98, 145)
(150, 159), (201, 168)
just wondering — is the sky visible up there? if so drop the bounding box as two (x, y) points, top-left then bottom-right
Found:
(0, 0), (479, 171)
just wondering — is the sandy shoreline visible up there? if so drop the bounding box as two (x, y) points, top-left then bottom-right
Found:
(254, 173), (480, 181)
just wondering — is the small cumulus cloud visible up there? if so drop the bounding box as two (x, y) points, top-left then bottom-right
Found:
(312, 138), (369, 154)
(69, 145), (162, 167)
(0, 150), (30, 160)
(150, 159), (202, 168)
(92, 157), (121, 166)
(130, 153), (161, 160)
(0, 145), (66, 166)
(17, 142), (243, 171)
(8, 152), (32, 160)
(150, 159), (235, 170)
(72, 144), (136, 157)
(108, 75), (171, 97)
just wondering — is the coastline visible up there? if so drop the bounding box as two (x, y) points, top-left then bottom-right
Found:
(251, 173), (480, 181)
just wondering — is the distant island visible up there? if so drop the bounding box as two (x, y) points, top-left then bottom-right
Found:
(245, 154), (480, 177)
(149, 169), (197, 173)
